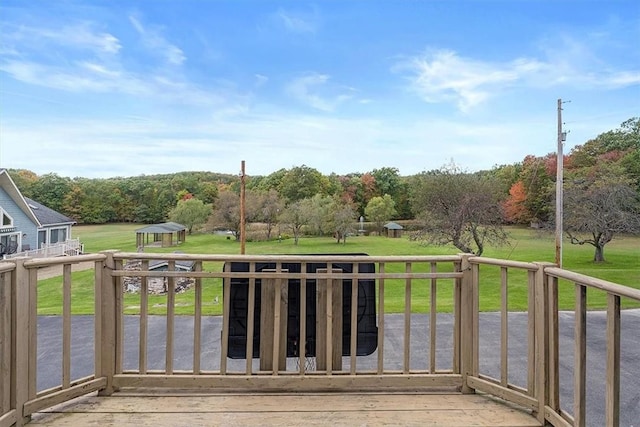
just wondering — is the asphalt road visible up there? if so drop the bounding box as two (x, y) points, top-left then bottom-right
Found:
(37, 311), (640, 427)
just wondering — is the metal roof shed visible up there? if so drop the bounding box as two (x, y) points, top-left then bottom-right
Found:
(383, 221), (404, 238)
(135, 222), (187, 248)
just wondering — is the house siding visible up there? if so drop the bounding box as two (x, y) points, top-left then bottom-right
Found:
(0, 187), (38, 250)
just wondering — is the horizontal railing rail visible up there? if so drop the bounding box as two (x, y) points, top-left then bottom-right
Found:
(1, 250), (637, 426)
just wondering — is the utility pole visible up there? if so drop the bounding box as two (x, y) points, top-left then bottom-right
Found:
(555, 99), (567, 267)
(240, 160), (246, 255)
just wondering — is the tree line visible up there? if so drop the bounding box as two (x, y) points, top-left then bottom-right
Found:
(9, 117), (639, 261)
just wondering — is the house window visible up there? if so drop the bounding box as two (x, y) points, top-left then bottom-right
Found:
(50, 228), (67, 244)
(1, 208), (13, 227)
(0, 233), (19, 255)
(38, 230), (46, 248)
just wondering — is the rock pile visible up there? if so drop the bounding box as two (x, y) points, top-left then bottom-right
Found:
(122, 260), (194, 295)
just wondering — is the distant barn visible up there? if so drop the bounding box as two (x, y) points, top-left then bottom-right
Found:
(135, 222), (186, 248)
(383, 221), (404, 238)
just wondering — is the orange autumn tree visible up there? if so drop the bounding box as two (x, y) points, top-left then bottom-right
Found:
(503, 181), (530, 224)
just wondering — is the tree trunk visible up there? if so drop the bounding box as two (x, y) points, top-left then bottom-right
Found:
(593, 244), (605, 262)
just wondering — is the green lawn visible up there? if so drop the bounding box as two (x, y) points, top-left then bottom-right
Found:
(36, 224), (640, 315)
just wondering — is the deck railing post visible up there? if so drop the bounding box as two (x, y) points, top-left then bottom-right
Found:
(459, 254), (475, 394)
(533, 262), (554, 425)
(13, 257), (31, 426)
(98, 250), (119, 396)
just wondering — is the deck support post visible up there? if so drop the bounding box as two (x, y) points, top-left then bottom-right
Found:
(13, 258), (31, 426)
(459, 254), (475, 394)
(98, 250), (119, 396)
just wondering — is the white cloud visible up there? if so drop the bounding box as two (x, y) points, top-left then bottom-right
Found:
(398, 41), (640, 112)
(4, 23), (121, 55)
(254, 74), (269, 87)
(128, 15), (185, 65)
(286, 73), (352, 112)
(397, 49), (541, 112)
(275, 8), (318, 33)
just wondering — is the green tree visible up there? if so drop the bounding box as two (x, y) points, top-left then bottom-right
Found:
(280, 199), (312, 245)
(168, 198), (213, 234)
(306, 194), (333, 236)
(327, 199), (357, 244)
(29, 173), (72, 214)
(279, 165), (325, 202)
(365, 194), (397, 234)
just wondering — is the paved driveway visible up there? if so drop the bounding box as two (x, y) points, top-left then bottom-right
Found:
(38, 311), (640, 427)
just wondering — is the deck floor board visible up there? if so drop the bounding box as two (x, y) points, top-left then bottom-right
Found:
(30, 391), (542, 426)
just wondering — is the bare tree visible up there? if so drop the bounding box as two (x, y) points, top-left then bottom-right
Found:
(257, 189), (284, 240)
(410, 166), (508, 256)
(564, 172), (640, 262)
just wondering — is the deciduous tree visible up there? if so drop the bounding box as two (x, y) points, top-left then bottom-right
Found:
(169, 198), (213, 234)
(564, 168), (640, 262)
(365, 194), (397, 234)
(411, 166), (508, 256)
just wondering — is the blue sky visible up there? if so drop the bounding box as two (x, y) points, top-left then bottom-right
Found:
(1, 1), (638, 179)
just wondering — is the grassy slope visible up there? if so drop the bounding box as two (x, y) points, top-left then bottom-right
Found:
(37, 224), (639, 315)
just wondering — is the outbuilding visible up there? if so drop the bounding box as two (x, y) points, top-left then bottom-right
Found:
(383, 221), (404, 238)
(135, 222), (186, 248)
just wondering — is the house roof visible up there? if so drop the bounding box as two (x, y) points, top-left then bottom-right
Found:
(384, 222), (404, 230)
(1, 169), (75, 228)
(24, 197), (75, 226)
(136, 222), (186, 234)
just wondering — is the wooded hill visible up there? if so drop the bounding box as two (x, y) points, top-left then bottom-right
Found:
(8, 117), (639, 228)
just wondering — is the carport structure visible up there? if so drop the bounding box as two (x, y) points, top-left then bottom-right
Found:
(135, 222), (186, 248)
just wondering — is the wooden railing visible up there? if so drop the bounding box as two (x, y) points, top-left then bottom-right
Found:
(4, 239), (82, 260)
(0, 251), (638, 427)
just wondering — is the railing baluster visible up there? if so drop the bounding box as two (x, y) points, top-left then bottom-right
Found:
(272, 263), (282, 374)
(115, 258), (124, 376)
(430, 262), (437, 373)
(139, 260), (148, 375)
(245, 262), (255, 374)
(220, 273), (230, 374)
(548, 275), (560, 411)
(0, 269), (12, 415)
(500, 266), (508, 387)
(404, 262), (411, 374)
(299, 261), (307, 375)
(166, 260), (175, 375)
(62, 264), (72, 389)
(94, 260), (102, 383)
(527, 270), (535, 396)
(28, 264), (38, 400)
(574, 283), (587, 427)
(453, 260), (462, 375)
(606, 293), (621, 427)
(193, 261), (202, 374)
(350, 271), (358, 374)
(377, 262), (385, 374)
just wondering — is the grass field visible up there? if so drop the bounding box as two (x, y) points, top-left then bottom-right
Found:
(36, 224), (640, 315)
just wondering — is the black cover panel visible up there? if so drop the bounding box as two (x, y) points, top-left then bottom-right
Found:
(225, 254), (377, 359)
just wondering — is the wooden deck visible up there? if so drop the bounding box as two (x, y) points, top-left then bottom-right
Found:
(30, 391), (541, 426)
